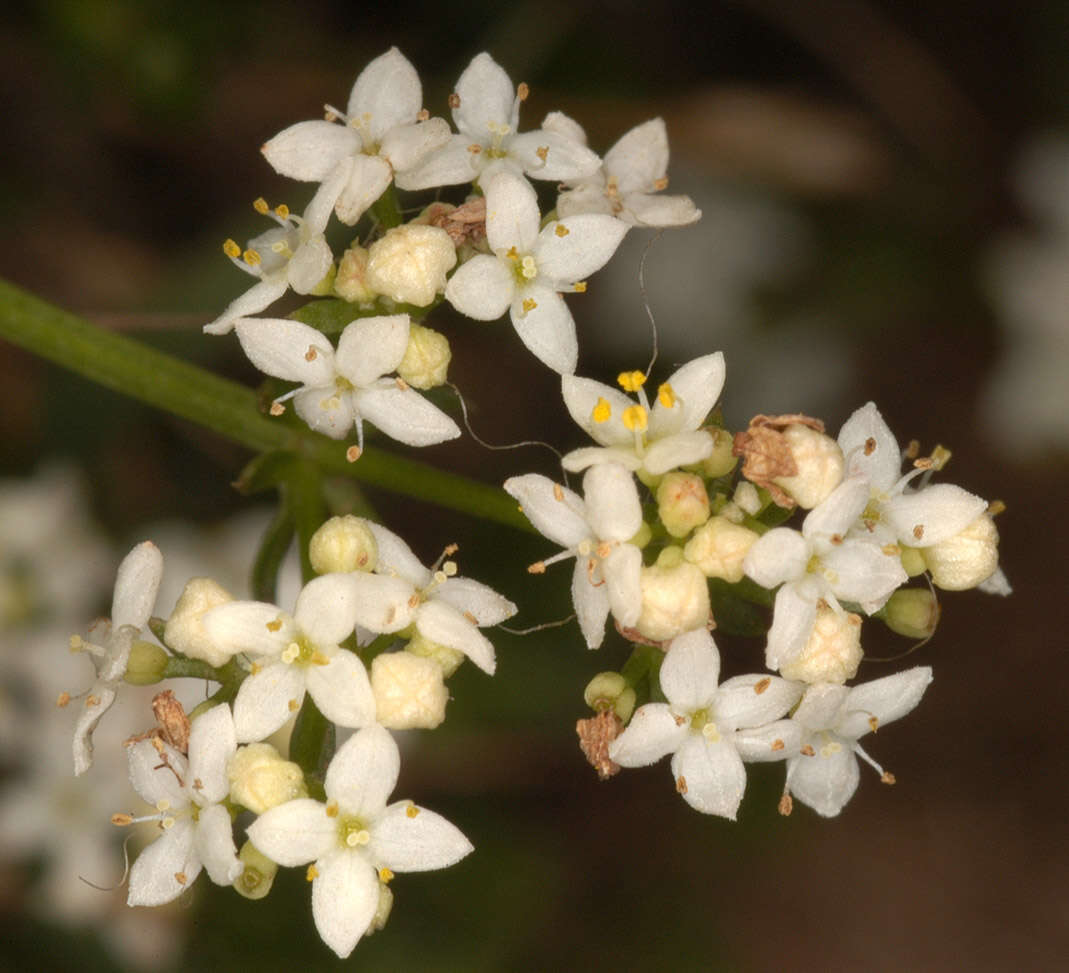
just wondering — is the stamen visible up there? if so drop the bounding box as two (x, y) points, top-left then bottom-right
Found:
(591, 397), (612, 424)
(657, 383), (676, 409)
(222, 239), (241, 258)
(573, 281), (587, 293)
(621, 405), (648, 432)
(253, 197), (270, 215)
(617, 370), (646, 392)
(554, 223), (570, 237)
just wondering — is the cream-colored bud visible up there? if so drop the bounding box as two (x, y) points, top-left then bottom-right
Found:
(228, 743), (307, 814)
(397, 323), (451, 390)
(779, 605), (862, 684)
(771, 425), (844, 509)
(234, 841), (278, 900)
(583, 671), (636, 722)
(657, 472), (710, 538)
(922, 513), (1000, 590)
(697, 427), (737, 479)
(406, 631), (465, 678)
(308, 515), (378, 574)
(635, 556), (711, 643)
(334, 244), (377, 304)
(164, 577), (234, 668)
(123, 640), (168, 685)
(366, 225), (457, 307)
(900, 546), (927, 577)
(733, 481), (762, 516)
(684, 516), (760, 583)
(371, 652), (449, 729)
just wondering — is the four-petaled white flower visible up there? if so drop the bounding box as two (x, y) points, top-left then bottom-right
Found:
(445, 171), (627, 373)
(560, 355), (726, 475)
(504, 463), (643, 649)
(72, 541), (163, 775)
(609, 629), (802, 818)
(397, 52), (601, 192)
(261, 47), (451, 227)
(743, 475), (908, 674)
(552, 116), (701, 227)
(784, 666), (933, 817)
(233, 313), (461, 450)
(125, 703), (243, 905)
(247, 724), (472, 959)
(347, 522), (517, 675)
(201, 573), (376, 742)
(204, 193), (339, 336)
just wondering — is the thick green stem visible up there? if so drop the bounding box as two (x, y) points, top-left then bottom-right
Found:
(0, 277), (528, 531)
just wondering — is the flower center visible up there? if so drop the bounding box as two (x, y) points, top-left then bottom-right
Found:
(338, 814), (372, 849)
(689, 707), (721, 742)
(280, 633), (328, 668)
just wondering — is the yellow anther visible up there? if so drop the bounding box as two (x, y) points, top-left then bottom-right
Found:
(306, 864), (319, 881)
(266, 618), (283, 632)
(617, 370), (646, 393)
(346, 446), (362, 463)
(405, 804), (420, 819)
(69, 634), (83, 651)
(379, 867), (394, 883)
(522, 297), (537, 314)
(448, 92), (460, 109)
(274, 203), (290, 220)
(56, 692), (71, 708)
(253, 197), (269, 215)
(223, 239), (241, 258)
(553, 483), (564, 501)
(657, 383), (676, 409)
(517, 82), (530, 101)
(654, 177), (669, 191)
(753, 677), (771, 695)
(175, 871), (187, 885)
(505, 246), (519, 260)
(269, 402), (285, 417)
(288, 698), (300, 712)
(325, 801), (339, 818)
(304, 346), (318, 362)
(243, 249), (262, 267)
(555, 223), (570, 237)
(573, 281), (587, 293)
(622, 404), (648, 432)
(535, 145), (549, 162)
(111, 813), (134, 826)
(591, 397), (612, 424)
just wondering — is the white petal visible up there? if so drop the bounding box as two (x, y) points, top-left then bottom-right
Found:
(127, 739), (188, 808)
(453, 52), (514, 141)
(304, 159), (352, 234)
(509, 286), (577, 374)
(287, 237), (334, 294)
(838, 401), (900, 489)
(583, 463), (641, 541)
(715, 674), (803, 730)
(556, 183), (614, 219)
(232, 662), (306, 743)
(326, 724), (399, 818)
(785, 743), (859, 817)
(647, 352), (726, 439)
(348, 47), (422, 137)
(560, 445), (642, 473)
(671, 735), (746, 819)
(804, 475), (871, 540)
(642, 430), (715, 475)
(293, 385), (357, 440)
(194, 803), (243, 885)
(305, 649), (376, 730)
(381, 117), (452, 172)
(503, 474), (590, 548)
(883, 484), (987, 547)
(347, 573), (418, 633)
(371, 803), (473, 871)
(603, 543), (642, 628)
(234, 318), (335, 386)
(201, 601), (292, 658)
(978, 567), (1012, 596)
(793, 683), (850, 730)
(445, 255), (514, 321)
(822, 538), (907, 609)
(353, 386), (461, 447)
(535, 214), (627, 283)
(764, 583), (817, 672)
(540, 110), (588, 146)
(561, 375), (635, 447)
(72, 684), (116, 775)
(572, 559), (609, 649)
(203, 277), (288, 335)
(365, 522), (432, 588)
(608, 703), (687, 766)
(127, 818), (200, 906)
(187, 704), (236, 805)
(395, 134), (478, 191)
(247, 798), (336, 866)
(312, 849), (379, 959)
(435, 578), (516, 626)
(111, 541), (163, 629)
(485, 171), (541, 254)
(295, 572), (365, 647)
(335, 154), (394, 226)
(621, 191), (701, 227)
(604, 118), (669, 195)
(734, 719), (802, 762)
(743, 528), (808, 589)
(509, 129), (602, 181)
(261, 120), (359, 181)
(416, 600), (496, 674)
(659, 629), (720, 712)
(836, 666), (933, 739)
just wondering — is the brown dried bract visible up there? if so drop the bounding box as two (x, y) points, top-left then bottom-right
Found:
(576, 711), (623, 780)
(425, 196), (487, 247)
(125, 690), (191, 755)
(732, 413), (825, 509)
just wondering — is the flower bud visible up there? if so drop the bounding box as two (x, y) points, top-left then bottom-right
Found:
(779, 605), (862, 684)
(697, 427), (737, 479)
(634, 553), (711, 643)
(881, 588), (940, 640)
(123, 639), (168, 685)
(406, 631), (466, 677)
(228, 743), (307, 814)
(733, 481), (762, 516)
(397, 323), (451, 390)
(922, 513), (1000, 590)
(234, 841), (278, 900)
(371, 651), (449, 729)
(583, 671), (636, 722)
(770, 425), (844, 509)
(334, 244), (377, 304)
(308, 515), (378, 574)
(164, 577), (234, 668)
(656, 472), (710, 538)
(900, 546), (927, 577)
(683, 516), (760, 583)
(366, 225), (457, 307)
(367, 882), (394, 936)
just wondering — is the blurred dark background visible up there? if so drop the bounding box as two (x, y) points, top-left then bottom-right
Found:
(1, 1), (1066, 970)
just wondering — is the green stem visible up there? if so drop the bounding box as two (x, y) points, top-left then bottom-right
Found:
(290, 695), (335, 792)
(0, 277), (528, 531)
(286, 458), (326, 584)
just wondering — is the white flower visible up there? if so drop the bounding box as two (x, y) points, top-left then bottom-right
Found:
(743, 475), (908, 674)
(784, 667), (932, 817)
(346, 522), (517, 675)
(72, 541), (163, 775)
(561, 355), (725, 475)
(504, 463), (643, 649)
(609, 629), (802, 818)
(125, 704), (243, 905)
(397, 52), (601, 192)
(445, 171), (627, 373)
(201, 573), (376, 742)
(247, 724), (472, 959)
(261, 47), (451, 226)
(204, 195), (338, 336)
(233, 314), (461, 450)
(553, 116), (701, 227)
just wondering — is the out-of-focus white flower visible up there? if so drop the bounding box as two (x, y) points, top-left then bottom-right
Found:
(366, 224), (457, 307)
(609, 629), (801, 818)
(398, 52), (600, 192)
(561, 356), (725, 475)
(163, 578), (234, 668)
(552, 116), (701, 227)
(262, 47), (451, 226)
(124, 704), (243, 904)
(233, 314), (460, 451)
(504, 464), (642, 649)
(445, 171), (627, 373)
(247, 724), (472, 959)
(784, 667), (932, 817)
